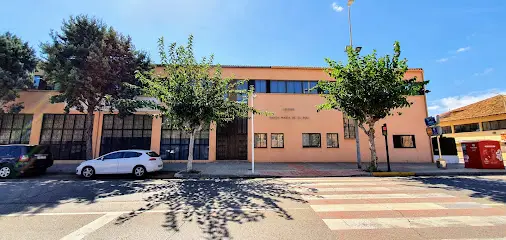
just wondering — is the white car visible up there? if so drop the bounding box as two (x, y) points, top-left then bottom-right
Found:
(76, 150), (163, 178)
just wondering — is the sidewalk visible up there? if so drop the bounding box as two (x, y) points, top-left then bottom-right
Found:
(46, 160), (506, 178)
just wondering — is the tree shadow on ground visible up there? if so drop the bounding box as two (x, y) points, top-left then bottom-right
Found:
(114, 179), (307, 240)
(0, 179), (149, 215)
(408, 176), (506, 203)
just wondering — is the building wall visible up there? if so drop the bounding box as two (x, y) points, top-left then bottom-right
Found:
(13, 66), (431, 163)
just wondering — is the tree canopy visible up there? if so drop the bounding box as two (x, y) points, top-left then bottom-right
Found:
(0, 32), (37, 113)
(137, 35), (259, 171)
(41, 15), (152, 159)
(318, 42), (428, 169)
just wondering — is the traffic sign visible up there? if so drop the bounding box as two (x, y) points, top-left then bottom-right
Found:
(424, 116), (437, 127)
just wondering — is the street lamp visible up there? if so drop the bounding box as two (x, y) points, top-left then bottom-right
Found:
(347, 0), (362, 169)
(251, 93), (257, 173)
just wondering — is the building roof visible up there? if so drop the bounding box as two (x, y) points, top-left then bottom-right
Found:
(154, 64), (423, 71)
(439, 95), (506, 122)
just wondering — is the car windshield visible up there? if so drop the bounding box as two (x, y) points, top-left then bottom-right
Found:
(146, 151), (159, 157)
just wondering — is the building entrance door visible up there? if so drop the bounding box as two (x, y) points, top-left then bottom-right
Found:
(216, 118), (248, 160)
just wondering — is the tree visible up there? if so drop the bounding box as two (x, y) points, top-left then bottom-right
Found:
(41, 15), (151, 159)
(317, 42), (428, 170)
(0, 32), (37, 113)
(137, 35), (259, 172)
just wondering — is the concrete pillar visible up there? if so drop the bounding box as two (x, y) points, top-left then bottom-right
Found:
(29, 112), (44, 145)
(151, 117), (162, 154)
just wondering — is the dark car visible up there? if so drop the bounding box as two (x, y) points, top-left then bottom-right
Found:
(0, 145), (53, 178)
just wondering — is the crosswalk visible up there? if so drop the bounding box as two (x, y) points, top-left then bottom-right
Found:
(281, 177), (506, 240)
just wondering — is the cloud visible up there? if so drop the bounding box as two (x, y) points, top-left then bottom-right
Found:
(331, 2), (344, 12)
(473, 67), (494, 77)
(428, 89), (506, 116)
(456, 46), (471, 53)
(436, 58), (449, 63)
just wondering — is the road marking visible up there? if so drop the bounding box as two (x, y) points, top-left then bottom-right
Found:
(302, 193), (455, 200)
(297, 182), (401, 186)
(281, 178), (395, 183)
(310, 202), (454, 212)
(1, 207), (310, 217)
(59, 213), (121, 240)
(298, 186), (428, 192)
(323, 215), (506, 230)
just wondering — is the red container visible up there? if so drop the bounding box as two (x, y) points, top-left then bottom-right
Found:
(462, 141), (505, 169)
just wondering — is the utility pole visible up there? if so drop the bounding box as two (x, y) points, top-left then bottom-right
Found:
(347, 0), (362, 169)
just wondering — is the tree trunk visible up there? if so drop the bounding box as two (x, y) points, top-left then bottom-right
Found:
(84, 111), (95, 160)
(367, 122), (378, 169)
(187, 129), (197, 172)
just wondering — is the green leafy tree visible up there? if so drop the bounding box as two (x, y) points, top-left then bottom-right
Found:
(41, 15), (152, 159)
(137, 35), (259, 172)
(317, 42), (428, 170)
(0, 32), (37, 113)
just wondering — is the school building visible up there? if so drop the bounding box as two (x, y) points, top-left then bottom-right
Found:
(2, 66), (432, 163)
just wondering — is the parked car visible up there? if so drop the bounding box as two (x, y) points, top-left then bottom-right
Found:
(76, 150), (163, 178)
(0, 145), (53, 179)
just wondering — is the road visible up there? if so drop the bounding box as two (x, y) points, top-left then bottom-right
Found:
(1, 176), (506, 240)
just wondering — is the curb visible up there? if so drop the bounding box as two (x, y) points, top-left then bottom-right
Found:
(371, 172), (415, 177)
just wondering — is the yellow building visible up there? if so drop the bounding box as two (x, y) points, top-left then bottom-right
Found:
(439, 95), (506, 161)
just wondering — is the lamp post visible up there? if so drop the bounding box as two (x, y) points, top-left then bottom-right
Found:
(251, 93), (257, 173)
(347, 0), (362, 169)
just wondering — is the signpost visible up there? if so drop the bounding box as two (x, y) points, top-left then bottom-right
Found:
(382, 124), (391, 172)
(425, 115), (445, 167)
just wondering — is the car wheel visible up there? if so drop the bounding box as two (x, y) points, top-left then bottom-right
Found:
(133, 165), (146, 178)
(81, 166), (95, 179)
(0, 165), (13, 179)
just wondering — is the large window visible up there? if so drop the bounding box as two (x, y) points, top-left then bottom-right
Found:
(393, 135), (416, 148)
(482, 120), (506, 131)
(343, 116), (356, 139)
(160, 122), (209, 160)
(327, 133), (339, 148)
(100, 115), (152, 155)
(269, 80), (319, 94)
(302, 133), (321, 148)
(287, 81), (303, 93)
(303, 81), (318, 94)
(270, 81), (286, 93)
(254, 133), (267, 148)
(0, 114), (33, 144)
(271, 133), (284, 148)
(40, 114), (89, 160)
(454, 123), (480, 133)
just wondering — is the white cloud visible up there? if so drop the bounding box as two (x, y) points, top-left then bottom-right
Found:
(332, 2), (344, 12)
(436, 58), (449, 63)
(428, 89), (506, 116)
(473, 67), (494, 77)
(456, 46), (471, 53)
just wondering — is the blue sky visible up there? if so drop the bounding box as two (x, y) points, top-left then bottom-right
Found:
(1, 0), (505, 115)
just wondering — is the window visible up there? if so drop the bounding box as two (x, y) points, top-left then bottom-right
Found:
(327, 133), (339, 148)
(271, 133), (284, 148)
(270, 81), (286, 93)
(236, 81), (249, 102)
(454, 123), (480, 133)
(103, 152), (124, 160)
(100, 115), (152, 155)
(482, 120), (506, 131)
(254, 80), (267, 93)
(287, 81), (303, 93)
(343, 116), (356, 139)
(393, 135), (416, 148)
(254, 133), (267, 148)
(303, 81), (318, 94)
(123, 152), (142, 158)
(0, 114), (32, 144)
(302, 133), (321, 148)
(33, 75), (41, 89)
(40, 114), (89, 160)
(441, 126), (452, 134)
(160, 120), (209, 160)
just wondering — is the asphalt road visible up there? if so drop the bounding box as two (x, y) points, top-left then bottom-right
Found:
(1, 176), (506, 240)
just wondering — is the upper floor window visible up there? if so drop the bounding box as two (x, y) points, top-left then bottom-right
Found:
(270, 81), (286, 93)
(454, 123), (480, 133)
(482, 120), (506, 131)
(304, 81), (318, 94)
(441, 126), (452, 134)
(254, 80), (267, 93)
(287, 81), (303, 93)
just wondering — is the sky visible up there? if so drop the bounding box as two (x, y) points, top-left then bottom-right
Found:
(1, 0), (505, 116)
